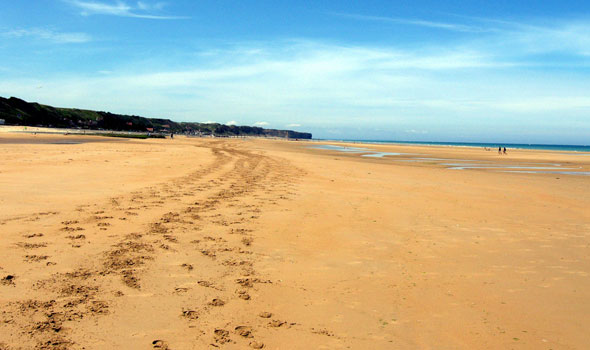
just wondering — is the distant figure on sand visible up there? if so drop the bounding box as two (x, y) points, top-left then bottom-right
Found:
(503, 147), (507, 154)
(170, 133), (174, 139)
(498, 146), (502, 154)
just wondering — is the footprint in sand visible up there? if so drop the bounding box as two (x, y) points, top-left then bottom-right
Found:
(24, 255), (49, 263)
(61, 220), (79, 225)
(236, 290), (251, 300)
(16, 242), (48, 249)
(180, 263), (193, 271)
(311, 328), (335, 337)
(268, 320), (287, 328)
(66, 234), (86, 240)
(208, 299), (225, 307)
(213, 329), (230, 344)
(61, 226), (84, 232)
(258, 312), (272, 319)
(249, 341), (265, 349)
(197, 280), (215, 289)
(200, 249), (216, 258)
(163, 235), (178, 243)
(1, 275), (16, 286)
(181, 310), (199, 320)
(174, 287), (189, 294)
(236, 278), (262, 288)
(152, 340), (170, 349)
(23, 233), (44, 238)
(234, 326), (253, 338)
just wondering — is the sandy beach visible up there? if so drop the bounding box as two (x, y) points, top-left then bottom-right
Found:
(1, 132), (589, 349)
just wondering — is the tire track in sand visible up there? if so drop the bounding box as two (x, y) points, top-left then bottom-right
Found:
(0, 140), (303, 349)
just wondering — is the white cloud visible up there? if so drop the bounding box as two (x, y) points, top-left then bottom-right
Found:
(287, 123), (301, 127)
(336, 13), (590, 57)
(505, 21), (590, 56)
(2, 38), (588, 118)
(226, 120), (237, 126)
(3, 28), (91, 44)
(1, 20), (590, 142)
(254, 121), (269, 126)
(66, 0), (187, 19)
(136, 1), (166, 11)
(333, 13), (490, 33)
(2, 39), (588, 118)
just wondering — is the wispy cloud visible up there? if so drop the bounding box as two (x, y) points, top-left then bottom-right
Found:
(2, 38), (588, 116)
(333, 13), (490, 33)
(504, 21), (590, 56)
(66, 0), (188, 19)
(136, 1), (166, 11)
(254, 121), (269, 126)
(336, 12), (590, 57)
(226, 120), (237, 125)
(3, 28), (91, 43)
(1, 18), (589, 142)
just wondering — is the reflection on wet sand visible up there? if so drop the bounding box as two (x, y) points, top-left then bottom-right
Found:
(312, 144), (590, 176)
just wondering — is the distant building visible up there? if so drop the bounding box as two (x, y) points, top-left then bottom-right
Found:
(0, 119), (4, 125)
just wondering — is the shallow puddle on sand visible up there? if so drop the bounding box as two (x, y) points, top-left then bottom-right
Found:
(500, 170), (590, 176)
(311, 145), (371, 153)
(312, 145), (589, 176)
(443, 164), (573, 170)
(361, 152), (407, 157)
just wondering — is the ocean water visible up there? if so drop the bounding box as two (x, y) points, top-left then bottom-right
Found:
(318, 140), (590, 153)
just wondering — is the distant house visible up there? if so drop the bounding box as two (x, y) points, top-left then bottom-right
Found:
(146, 127), (154, 132)
(161, 124), (171, 128)
(126, 122), (133, 126)
(0, 119), (4, 125)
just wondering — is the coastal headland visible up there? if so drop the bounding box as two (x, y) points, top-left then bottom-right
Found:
(1, 131), (589, 349)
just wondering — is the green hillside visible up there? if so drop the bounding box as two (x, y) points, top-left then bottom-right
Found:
(0, 96), (312, 139)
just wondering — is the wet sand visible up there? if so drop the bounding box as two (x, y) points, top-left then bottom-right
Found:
(1, 132), (589, 349)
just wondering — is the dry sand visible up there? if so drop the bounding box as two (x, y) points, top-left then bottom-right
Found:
(1, 132), (589, 349)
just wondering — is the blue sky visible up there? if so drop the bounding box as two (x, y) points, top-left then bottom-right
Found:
(0, 1), (589, 143)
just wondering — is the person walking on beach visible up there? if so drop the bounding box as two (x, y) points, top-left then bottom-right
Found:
(498, 146), (502, 154)
(503, 147), (507, 154)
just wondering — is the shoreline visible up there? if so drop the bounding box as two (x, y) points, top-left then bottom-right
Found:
(312, 138), (590, 153)
(3, 125), (589, 153)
